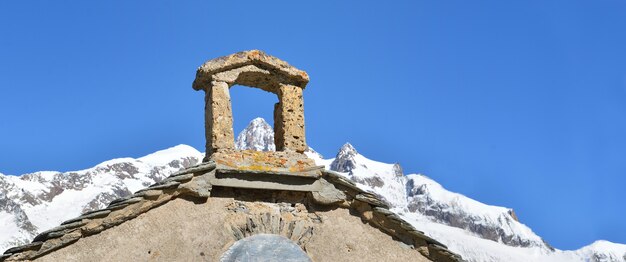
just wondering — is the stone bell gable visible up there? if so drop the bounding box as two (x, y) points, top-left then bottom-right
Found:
(192, 50), (309, 157)
(1, 51), (461, 262)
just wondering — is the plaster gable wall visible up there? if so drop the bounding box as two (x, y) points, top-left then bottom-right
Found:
(34, 197), (429, 262)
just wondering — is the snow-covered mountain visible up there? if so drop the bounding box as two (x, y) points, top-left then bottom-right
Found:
(0, 145), (203, 251)
(1, 118), (625, 261)
(235, 117), (276, 151)
(318, 143), (625, 262)
(233, 118), (626, 262)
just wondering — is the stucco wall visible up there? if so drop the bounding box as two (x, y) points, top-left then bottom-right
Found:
(35, 197), (429, 262)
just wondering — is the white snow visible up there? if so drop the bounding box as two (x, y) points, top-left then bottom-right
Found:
(34, 171), (59, 181)
(399, 211), (556, 262)
(122, 178), (147, 194)
(400, 210), (626, 262)
(304, 149), (332, 168)
(23, 172), (121, 231)
(138, 144), (202, 166)
(0, 211), (21, 242)
(24, 187), (103, 231)
(6, 175), (49, 196)
(94, 158), (136, 168)
(405, 174), (544, 245)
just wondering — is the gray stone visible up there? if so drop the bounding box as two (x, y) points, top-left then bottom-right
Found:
(170, 162), (216, 177)
(333, 177), (362, 192)
(323, 172), (366, 194)
(296, 227), (314, 246)
(107, 197), (142, 208)
(399, 222), (420, 232)
(178, 173), (212, 198)
(81, 222), (105, 236)
(230, 225), (245, 240)
(80, 208), (111, 217)
(386, 213), (404, 222)
(59, 217), (84, 226)
(165, 173), (193, 182)
(325, 172), (355, 185)
(358, 192), (379, 199)
(105, 204), (128, 211)
(322, 170), (343, 180)
(31, 230), (82, 259)
(372, 207), (394, 216)
(427, 244), (462, 262)
(355, 194), (390, 209)
(310, 178), (346, 205)
(148, 181), (181, 190)
(33, 229), (65, 242)
(270, 215), (280, 234)
(398, 241), (415, 250)
(410, 231), (447, 248)
(33, 221), (88, 242)
(133, 189), (162, 199)
(210, 167), (322, 192)
(56, 220), (88, 231)
(47, 228), (78, 239)
(62, 210), (111, 225)
(3, 241), (42, 254)
(108, 196), (130, 206)
(217, 166), (321, 178)
(290, 221), (306, 241)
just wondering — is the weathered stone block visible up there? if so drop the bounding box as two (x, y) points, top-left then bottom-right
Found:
(276, 84), (306, 153)
(205, 80), (234, 156)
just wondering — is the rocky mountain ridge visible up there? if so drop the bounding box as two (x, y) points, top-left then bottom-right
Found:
(1, 118), (625, 261)
(0, 145), (203, 251)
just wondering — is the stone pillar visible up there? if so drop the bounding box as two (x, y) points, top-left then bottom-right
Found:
(274, 102), (284, 151)
(275, 84), (306, 153)
(205, 80), (235, 158)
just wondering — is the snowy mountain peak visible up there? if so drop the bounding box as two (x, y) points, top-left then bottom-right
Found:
(92, 145), (202, 169)
(574, 241), (626, 262)
(586, 240), (626, 251)
(249, 117), (270, 126)
(0, 145), (204, 251)
(338, 142), (357, 157)
(330, 143), (358, 173)
(235, 117), (275, 152)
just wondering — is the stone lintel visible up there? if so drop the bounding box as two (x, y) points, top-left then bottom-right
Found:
(192, 50), (309, 91)
(216, 165), (323, 178)
(210, 151), (318, 174)
(211, 171), (322, 192)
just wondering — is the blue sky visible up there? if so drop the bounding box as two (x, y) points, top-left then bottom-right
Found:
(1, 1), (624, 250)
